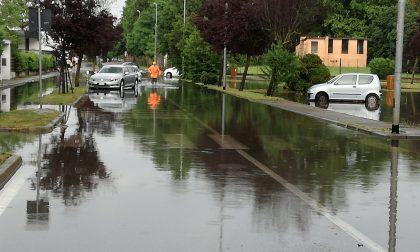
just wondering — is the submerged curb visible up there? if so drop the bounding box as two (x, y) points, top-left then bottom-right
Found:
(0, 155), (22, 189)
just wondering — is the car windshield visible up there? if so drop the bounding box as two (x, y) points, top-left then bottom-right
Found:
(99, 66), (123, 74)
(327, 75), (340, 84)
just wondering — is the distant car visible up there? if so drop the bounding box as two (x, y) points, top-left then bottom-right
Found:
(307, 73), (381, 105)
(122, 62), (142, 80)
(89, 64), (139, 92)
(164, 67), (180, 79)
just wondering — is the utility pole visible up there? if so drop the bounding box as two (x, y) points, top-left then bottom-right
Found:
(222, 0), (228, 90)
(37, 3), (43, 108)
(392, 0), (406, 134)
(153, 3), (158, 63)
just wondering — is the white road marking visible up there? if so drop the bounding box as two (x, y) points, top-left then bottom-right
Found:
(236, 149), (386, 252)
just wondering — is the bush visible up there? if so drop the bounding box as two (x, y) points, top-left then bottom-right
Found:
(369, 58), (394, 79)
(14, 51), (56, 74)
(14, 51), (28, 74)
(285, 54), (330, 92)
(27, 52), (38, 71)
(200, 71), (218, 85)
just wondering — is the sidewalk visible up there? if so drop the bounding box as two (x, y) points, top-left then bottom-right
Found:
(0, 71), (60, 90)
(262, 98), (420, 140)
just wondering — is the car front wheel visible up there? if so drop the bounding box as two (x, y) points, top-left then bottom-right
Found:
(120, 80), (125, 94)
(315, 92), (329, 103)
(166, 72), (172, 79)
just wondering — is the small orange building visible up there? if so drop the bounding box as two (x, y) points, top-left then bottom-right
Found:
(295, 36), (368, 67)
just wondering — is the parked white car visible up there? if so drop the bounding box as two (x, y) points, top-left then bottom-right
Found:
(307, 73), (381, 105)
(164, 67), (180, 79)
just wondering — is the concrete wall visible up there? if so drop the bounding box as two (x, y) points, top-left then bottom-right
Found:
(1, 40), (11, 80)
(296, 36), (368, 68)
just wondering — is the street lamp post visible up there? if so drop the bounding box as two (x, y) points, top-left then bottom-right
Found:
(392, 0), (406, 134)
(222, 0), (228, 90)
(153, 3), (157, 63)
(182, 0), (186, 76)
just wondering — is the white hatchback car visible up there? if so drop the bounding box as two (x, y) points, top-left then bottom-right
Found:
(307, 73), (381, 105)
(164, 67), (180, 79)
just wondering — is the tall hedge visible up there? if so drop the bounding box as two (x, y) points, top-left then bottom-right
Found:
(14, 51), (56, 74)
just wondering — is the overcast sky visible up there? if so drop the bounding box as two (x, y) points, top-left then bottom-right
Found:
(109, 0), (125, 20)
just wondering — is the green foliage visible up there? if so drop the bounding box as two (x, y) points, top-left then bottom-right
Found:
(368, 57), (395, 79)
(27, 53), (38, 71)
(0, 0), (27, 29)
(200, 71), (218, 85)
(286, 54), (330, 92)
(182, 29), (220, 82)
(262, 43), (301, 95)
(14, 51), (56, 74)
(368, 6), (419, 60)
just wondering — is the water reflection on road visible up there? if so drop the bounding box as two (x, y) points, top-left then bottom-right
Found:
(2, 81), (420, 251)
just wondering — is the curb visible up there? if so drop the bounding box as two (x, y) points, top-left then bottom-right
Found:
(0, 155), (22, 189)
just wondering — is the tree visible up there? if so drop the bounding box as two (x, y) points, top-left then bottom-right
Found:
(41, 0), (121, 88)
(257, 0), (325, 48)
(368, 5), (419, 60)
(193, 0), (271, 90)
(262, 43), (300, 96)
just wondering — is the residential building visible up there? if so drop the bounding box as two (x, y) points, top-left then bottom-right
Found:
(0, 40), (12, 80)
(295, 36), (368, 68)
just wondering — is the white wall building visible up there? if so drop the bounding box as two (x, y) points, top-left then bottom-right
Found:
(0, 39), (12, 80)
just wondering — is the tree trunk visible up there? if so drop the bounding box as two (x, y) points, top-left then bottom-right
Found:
(411, 57), (418, 84)
(75, 53), (83, 87)
(60, 50), (66, 94)
(266, 68), (278, 96)
(239, 54), (251, 91)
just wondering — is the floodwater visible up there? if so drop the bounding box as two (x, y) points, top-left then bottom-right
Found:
(1, 79), (420, 251)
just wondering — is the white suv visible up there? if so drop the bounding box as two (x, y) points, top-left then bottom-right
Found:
(307, 73), (381, 105)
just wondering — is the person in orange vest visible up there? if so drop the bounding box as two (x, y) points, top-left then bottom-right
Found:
(148, 61), (161, 85)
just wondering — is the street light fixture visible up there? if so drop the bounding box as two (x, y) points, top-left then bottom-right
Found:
(153, 3), (157, 63)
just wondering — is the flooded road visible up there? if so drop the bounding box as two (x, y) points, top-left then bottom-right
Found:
(1, 81), (420, 251)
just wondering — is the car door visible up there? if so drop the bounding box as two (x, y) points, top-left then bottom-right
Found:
(330, 74), (358, 100)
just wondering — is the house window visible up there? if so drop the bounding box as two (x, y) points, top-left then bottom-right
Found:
(1, 58), (6, 66)
(1, 95), (6, 103)
(342, 39), (349, 54)
(357, 40), (364, 54)
(311, 41), (318, 54)
(25, 38), (30, 51)
(328, 39), (333, 53)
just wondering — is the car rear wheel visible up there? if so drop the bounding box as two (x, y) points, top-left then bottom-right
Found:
(365, 94), (379, 110)
(166, 72), (172, 79)
(133, 79), (138, 90)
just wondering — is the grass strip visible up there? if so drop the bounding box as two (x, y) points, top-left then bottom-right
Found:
(27, 86), (87, 105)
(0, 153), (11, 166)
(0, 109), (61, 129)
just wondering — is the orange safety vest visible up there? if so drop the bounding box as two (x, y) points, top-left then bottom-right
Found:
(148, 65), (161, 78)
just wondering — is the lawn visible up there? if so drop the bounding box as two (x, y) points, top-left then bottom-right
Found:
(25, 86), (88, 105)
(0, 153), (11, 166)
(0, 109), (61, 129)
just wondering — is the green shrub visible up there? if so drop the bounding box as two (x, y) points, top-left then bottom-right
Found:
(369, 58), (394, 79)
(14, 51), (28, 74)
(26, 52), (39, 71)
(285, 54), (330, 92)
(200, 71), (218, 85)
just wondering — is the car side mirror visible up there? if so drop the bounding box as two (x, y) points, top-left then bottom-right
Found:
(125, 72), (129, 75)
